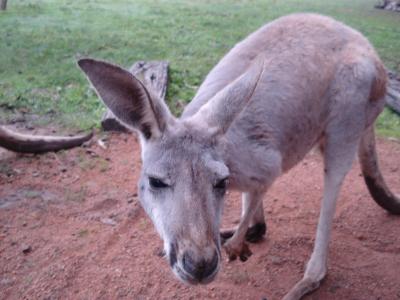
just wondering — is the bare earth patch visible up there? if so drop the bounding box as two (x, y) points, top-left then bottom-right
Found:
(1, 133), (399, 300)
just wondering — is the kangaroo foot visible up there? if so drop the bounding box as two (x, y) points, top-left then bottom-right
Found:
(282, 277), (323, 300)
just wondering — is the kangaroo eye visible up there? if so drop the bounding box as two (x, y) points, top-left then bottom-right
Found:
(214, 178), (228, 190)
(149, 177), (169, 189)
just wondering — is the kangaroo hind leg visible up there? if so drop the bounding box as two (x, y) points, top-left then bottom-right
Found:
(220, 196), (266, 244)
(283, 62), (373, 299)
(284, 132), (360, 299)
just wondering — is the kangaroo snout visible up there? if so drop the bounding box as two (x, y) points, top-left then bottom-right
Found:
(170, 243), (220, 284)
(182, 250), (219, 282)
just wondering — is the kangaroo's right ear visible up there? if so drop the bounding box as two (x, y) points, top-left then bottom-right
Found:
(187, 56), (265, 137)
(78, 58), (174, 140)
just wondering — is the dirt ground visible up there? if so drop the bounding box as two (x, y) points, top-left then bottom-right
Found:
(0, 130), (399, 300)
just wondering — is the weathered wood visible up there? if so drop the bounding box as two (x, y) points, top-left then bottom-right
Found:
(0, 126), (93, 154)
(386, 71), (400, 115)
(101, 61), (169, 132)
(0, 0), (8, 10)
(130, 61), (169, 100)
(375, 0), (400, 11)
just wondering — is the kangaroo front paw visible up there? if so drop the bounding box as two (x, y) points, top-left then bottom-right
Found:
(223, 240), (252, 262)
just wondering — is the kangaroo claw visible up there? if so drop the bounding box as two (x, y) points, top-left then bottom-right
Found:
(223, 240), (252, 262)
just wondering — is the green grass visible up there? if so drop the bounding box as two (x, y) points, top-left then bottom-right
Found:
(0, 0), (399, 137)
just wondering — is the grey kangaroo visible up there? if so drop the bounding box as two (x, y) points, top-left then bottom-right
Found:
(78, 13), (399, 300)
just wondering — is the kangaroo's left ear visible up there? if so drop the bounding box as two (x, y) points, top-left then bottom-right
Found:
(187, 57), (265, 135)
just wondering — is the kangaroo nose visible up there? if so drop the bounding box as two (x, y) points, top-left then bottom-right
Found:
(182, 251), (219, 281)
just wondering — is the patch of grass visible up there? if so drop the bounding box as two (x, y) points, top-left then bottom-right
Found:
(76, 153), (97, 171)
(24, 190), (42, 199)
(377, 108), (400, 139)
(0, 0), (399, 136)
(77, 229), (89, 238)
(75, 150), (110, 172)
(0, 162), (15, 177)
(65, 186), (87, 203)
(98, 158), (110, 173)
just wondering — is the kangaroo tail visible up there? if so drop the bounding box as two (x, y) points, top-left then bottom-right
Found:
(0, 126), (93, 154)
(358, 126), (400, 214)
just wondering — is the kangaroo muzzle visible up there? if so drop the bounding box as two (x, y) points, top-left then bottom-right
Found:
(169, 242), (220, 284)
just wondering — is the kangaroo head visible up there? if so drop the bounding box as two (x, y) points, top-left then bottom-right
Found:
(78, 58), (263, 284)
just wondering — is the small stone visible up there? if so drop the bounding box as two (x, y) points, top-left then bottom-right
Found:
(270, 255), (284, 266)
(97, 138), (108, 149)
(356, 234), (366, 241)
(21, 244), (32, 254)
(0, 278), (14, 285)
(100, 217), (117, 226)
(86, 149), (99, 157)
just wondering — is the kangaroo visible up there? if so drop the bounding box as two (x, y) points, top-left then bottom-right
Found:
(78, 13), (399, 300)
(0, 125), (92, 153)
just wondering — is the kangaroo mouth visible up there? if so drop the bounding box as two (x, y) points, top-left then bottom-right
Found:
(173, 264), (219, 285)
(168, 242), (220, 285)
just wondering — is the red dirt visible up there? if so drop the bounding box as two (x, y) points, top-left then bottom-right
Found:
(1, 132), (399, 300)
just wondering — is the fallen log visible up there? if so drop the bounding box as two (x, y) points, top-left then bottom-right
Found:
(101, 60), (169, 132)
(375, 0), (400, 11)
(0, 126), (93, 154)
(0, 0), (7, 11)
